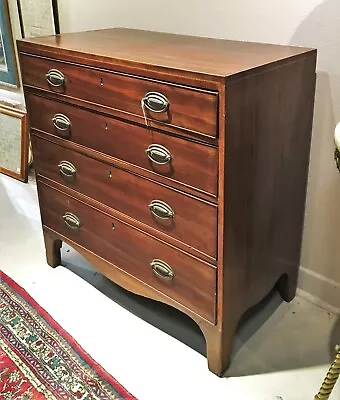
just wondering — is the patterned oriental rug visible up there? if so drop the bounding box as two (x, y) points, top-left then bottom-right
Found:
(0, 272), (136, 400)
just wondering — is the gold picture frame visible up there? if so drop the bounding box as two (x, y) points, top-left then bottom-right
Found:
(0, 104), (28, 182)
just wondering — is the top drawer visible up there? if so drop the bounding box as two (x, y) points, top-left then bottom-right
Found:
(20, 54), (218, 138)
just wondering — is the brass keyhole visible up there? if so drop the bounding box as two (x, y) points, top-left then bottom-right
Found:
(105, 122), (108, 130)
(112, 223), (115, 230)
(109, 170), (112, 178)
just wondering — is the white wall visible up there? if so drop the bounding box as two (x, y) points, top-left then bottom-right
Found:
(57, 0), (340, 310)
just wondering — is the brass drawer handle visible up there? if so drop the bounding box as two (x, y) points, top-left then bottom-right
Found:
(46, 69), (65, 87)
(151, 259), (174, 281)
(149, 200), (174, 220)
(63, 212), (81, 230)
(146, 144), (172, 165)
(52, 113), (72, 136)
(58, 161), (76, 180)
(142, 92), (170, 113)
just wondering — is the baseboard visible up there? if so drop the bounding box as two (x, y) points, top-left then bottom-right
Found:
(298, 267), (340, 315)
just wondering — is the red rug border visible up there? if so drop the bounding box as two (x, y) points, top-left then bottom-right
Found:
(0, 271), (137, 400)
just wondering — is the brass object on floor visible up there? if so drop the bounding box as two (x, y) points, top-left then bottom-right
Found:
(334, 122), (340, 172)
(314, 346), (340, 400)
(334, 148), (340, 173)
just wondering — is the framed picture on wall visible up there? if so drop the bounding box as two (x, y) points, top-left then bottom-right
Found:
(17, 0), (59, 38)
(0, 105), (29, 182)
(0, 0), (18, 87)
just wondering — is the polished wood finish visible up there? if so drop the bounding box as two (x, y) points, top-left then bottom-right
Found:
(32, 135), (217, 258)
(211, 53), (317, 374)
(18, 28), (317, 377)
(26, 93), (218, 197)
(38, 173), (215, 265)
(25, 85), (218, 145)
(43, 227), (216, 325)
(39, 182), (216, 322)
(43, 229), (61, 268)
(223, 54), (317, 309)
(20, 54), (218, 138)
(42, 226), (226, 375)
(18, 28), (313, 83)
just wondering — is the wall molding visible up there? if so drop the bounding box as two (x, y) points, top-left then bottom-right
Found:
(298, 267), (340, 315)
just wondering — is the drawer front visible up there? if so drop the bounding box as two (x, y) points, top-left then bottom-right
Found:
(27, 94), (218, 197)
(32, 136), (217, 258)
(21, 54), (218, 138)
(39, 182), (216, 322)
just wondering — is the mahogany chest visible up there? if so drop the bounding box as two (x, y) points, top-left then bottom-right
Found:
(17, 28), (316, 376)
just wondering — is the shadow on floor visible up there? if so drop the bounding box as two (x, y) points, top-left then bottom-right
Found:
(60, 243), (338, 378)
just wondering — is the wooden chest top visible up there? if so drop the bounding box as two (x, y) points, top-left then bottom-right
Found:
(17, 28), (314, 81)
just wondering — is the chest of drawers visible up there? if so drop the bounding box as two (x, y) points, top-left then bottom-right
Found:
(17, 29), (316, 376)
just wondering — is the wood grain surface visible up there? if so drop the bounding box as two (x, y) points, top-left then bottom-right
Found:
(18, 28), (313, 80)
(209, 51), (317, 375)
(20, 54), (218, 137)
(39, 182), (217, 322)
(19, 28), (317, 377)
(32, 135), (218, 258)
(27, 93), (218, 197)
